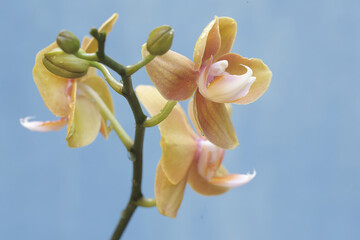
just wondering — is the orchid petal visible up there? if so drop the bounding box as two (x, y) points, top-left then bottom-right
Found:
(82, 75), (114, 114)
(209, 169), (256, 188)
(136, 85), (197, 184)
(84, 13), (119, 53)
(33, 42), (70, 117)
(214, 17), (237, 61)
(155, 163), (187, 218)
(188, 98), (202, 136)
(99, 117), (110, 139)
(188, 162), (229, 196)
(20, 117), (67, 132)
(82, 75), (113, 138)
(194, 90), (238, 149)
(66, 81), (101, 148)
(193, 17), (220, 70)
(142, 46), (198, 101)
(218, 53), (272, 104)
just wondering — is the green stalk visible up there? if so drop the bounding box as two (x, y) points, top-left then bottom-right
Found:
(143, 100), (177, 127)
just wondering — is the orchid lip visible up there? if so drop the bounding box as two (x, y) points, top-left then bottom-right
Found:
(199, 60), (256, 103)
(196, 138), (225, 181)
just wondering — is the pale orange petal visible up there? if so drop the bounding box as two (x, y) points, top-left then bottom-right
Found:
(193, 17), (220, 70)
(136, 85), (197, 184)
(209, 169), (256, 188)
(142, 46), (198, 101)
(214, 17), (237, 61)
(82, 75), (114, 113)
(188, 162), (229, 196)
(194, 90), (238, 149)
(66, 81), (101, 147)
(84, 13), (119, 53)
(218, 53), (272, 104)
(188, 98), (202, 136)
(20, 117), (67, 132)
(99, 117), (110, 139)
(155, 162), (187, 218)
(33, 42), (71, 117)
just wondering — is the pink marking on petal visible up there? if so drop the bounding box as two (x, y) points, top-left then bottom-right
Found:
(196, 139), (225, 180)
(20, 116), (67, 132)
(209, 170), (256, 188)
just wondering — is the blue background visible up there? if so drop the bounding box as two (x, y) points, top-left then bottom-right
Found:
(1, 0), (359, 239)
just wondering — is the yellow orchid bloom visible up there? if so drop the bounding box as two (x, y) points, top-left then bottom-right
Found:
(143, 16), (272, 149)
(21, 14), (118, 147)
(136, 85), (255, 218)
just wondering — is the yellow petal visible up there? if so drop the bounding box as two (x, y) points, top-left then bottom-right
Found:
(194, 90), (238, 149)
(20, 117), (67, 132)
(136, 85), (198, 184)
(82, 75), (113, 138)
(142, 46), (198, 101)
(33, 42), (70, 117)
(155, 162), (187, 218)
(82, 75), (114, 113)
(84, 13), (119, 53)
(188, 162), (229, 196)
(193, 17), (220, 70)
(214, 17), (237, 61)
(218, 53), (272, 104)
(66, 81), (101, 147)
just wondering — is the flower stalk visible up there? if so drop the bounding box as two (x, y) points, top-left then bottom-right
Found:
(143, 100), (177, 127)
(90, 28), (149, 240)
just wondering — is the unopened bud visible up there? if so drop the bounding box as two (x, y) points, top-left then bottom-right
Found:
(43, 48), (89, 78)
(147, 25), (174, 56)
(56, 30), (80, 54)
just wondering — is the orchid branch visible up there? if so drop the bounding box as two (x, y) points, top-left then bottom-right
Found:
(143, 100), (177, 127)
(89, 61), (123, 94)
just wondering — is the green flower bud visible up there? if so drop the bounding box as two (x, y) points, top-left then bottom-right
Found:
(56, 30), (80, 54)
(147, 25), (174, 56)
(43, 48), (89, 78)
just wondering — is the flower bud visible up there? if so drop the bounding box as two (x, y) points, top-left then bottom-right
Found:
(147, 25), (174, 56)
(43, 48), (89, 78)
(56, 30), (80, 54)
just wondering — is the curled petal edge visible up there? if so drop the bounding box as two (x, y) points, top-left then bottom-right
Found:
(209, 170), (256, 188)
(20, 116), (67, 132)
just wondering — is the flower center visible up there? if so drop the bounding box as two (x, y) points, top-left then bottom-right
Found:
(206, 60), (229, 86)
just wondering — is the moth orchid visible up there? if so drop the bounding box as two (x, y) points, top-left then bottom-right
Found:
(136, 85), (255, 218)
(143, 16), (272, 149)
(21, 14), (118, 147)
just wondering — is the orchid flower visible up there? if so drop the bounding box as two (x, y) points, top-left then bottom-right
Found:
(143, 16), (272, 149)
(21, 14), (118, 147)
(136, 85), (255, 218)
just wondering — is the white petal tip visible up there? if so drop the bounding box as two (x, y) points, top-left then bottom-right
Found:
(20, 116), (67, 132)
(209, 169), (256, 188)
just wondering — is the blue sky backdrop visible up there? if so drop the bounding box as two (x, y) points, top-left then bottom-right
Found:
(1, 0), (359, 239)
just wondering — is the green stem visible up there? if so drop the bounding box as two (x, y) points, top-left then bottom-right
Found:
(75, 51), (99, 61)
(79, 83), (133, 151)
(135, 197), (156, 208)
(125, 54), (155, 76)
(143, 101), (177, 127)
(89, 61), (123, 94)
(91, 29), (151, 240)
